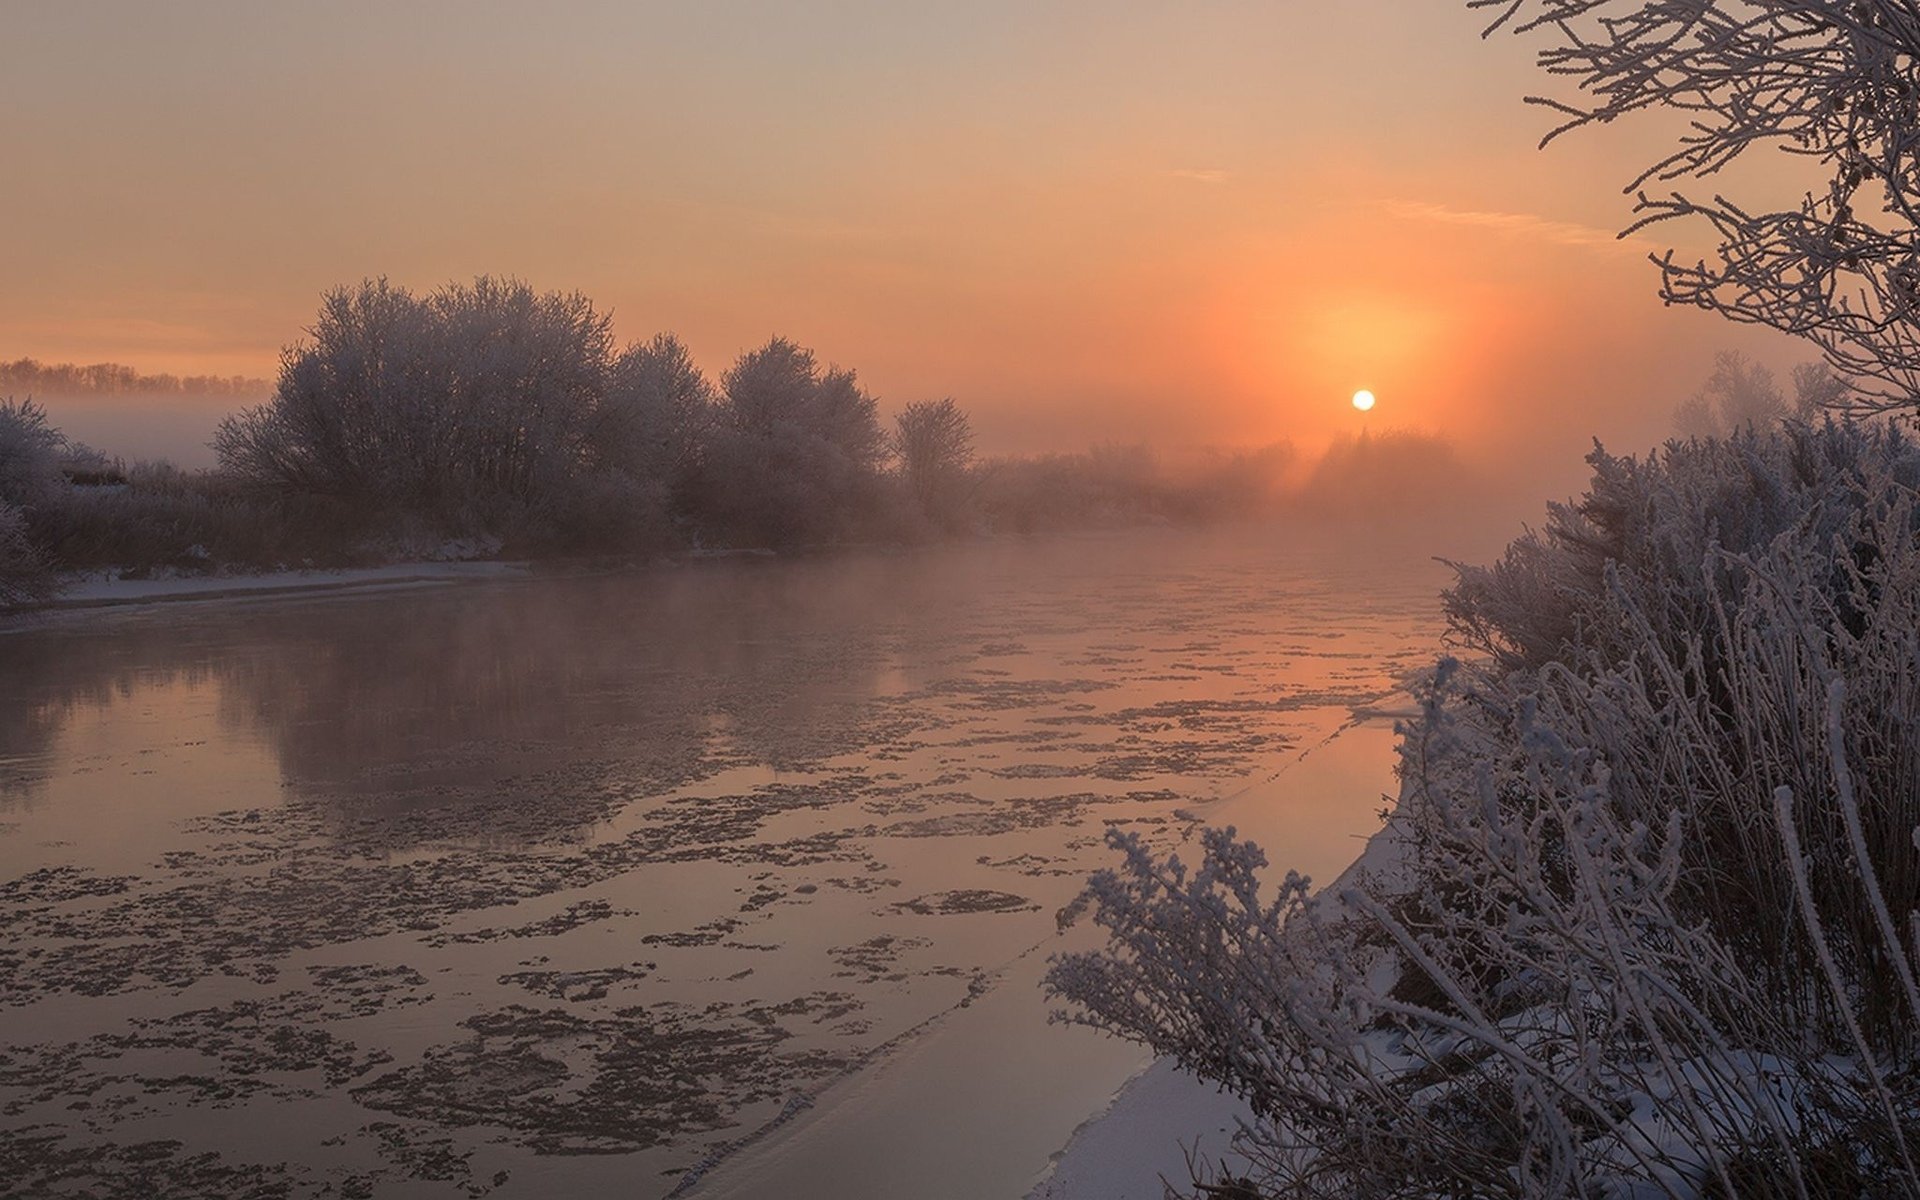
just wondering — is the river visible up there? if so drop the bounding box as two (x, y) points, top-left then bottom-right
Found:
(0, 528), (1448, 1198)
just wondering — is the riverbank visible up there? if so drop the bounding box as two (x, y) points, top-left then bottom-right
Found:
(27, 560), (534, 611)
(1030, 1060), (1253, 1199)
(1024, 714), (1416, 1199)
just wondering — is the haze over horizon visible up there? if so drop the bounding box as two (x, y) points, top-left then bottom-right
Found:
(5, 2), (1816, 487)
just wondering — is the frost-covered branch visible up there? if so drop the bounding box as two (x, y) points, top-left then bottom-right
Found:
(1475, 0), (1920, 410)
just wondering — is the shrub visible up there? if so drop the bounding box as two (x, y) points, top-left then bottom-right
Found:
(1049, 421), (1920, 1198)
(0, 500), (54, 608)
(36, 462), (370, 574)
(0, 398), (66, 506)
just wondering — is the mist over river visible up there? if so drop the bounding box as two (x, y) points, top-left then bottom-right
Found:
(0, 529), (1447, 1198)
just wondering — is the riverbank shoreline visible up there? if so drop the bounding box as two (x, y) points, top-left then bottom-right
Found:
(22, 560), (535, 613)
(1025, 718), (1416, 1199)
(9, 546), (800, 617)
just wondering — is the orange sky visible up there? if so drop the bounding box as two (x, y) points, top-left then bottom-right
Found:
(3, 1), (1813, 485)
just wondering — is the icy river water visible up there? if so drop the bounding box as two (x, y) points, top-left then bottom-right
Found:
(0, 529), (1447, 1199)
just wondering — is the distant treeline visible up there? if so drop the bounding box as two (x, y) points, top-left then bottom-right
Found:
(0, 276), (1477, 606)
(1671, 349), (1850, 439)
(0, 357), (271, 398)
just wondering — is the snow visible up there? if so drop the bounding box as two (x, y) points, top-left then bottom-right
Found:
(38, 561), (529, 610)
(1027, 1059), (1254, 1200)
(1031, 715), (1413, 1199)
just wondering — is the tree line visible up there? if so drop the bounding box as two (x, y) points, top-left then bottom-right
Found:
(1671, 350), (1850, 440)
(2, 276), (1350, 605)
(207, 275), (1234, 552)
(0, 358), (269, 398)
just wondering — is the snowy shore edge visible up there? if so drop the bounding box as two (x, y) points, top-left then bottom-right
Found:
(1027, 717), (1415, 1199)
(10, 561), (536, 615)
(1028, 1059), (1255, 1199)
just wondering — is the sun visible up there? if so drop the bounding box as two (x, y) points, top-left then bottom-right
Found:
(1351, 389), (1376, 412)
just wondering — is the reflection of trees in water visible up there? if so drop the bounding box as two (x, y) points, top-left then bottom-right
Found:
(2, 534), (1356, 824)
(0, 560), (933, 830)
(217, 566), (912, 794)
(0, 630), (219, 801)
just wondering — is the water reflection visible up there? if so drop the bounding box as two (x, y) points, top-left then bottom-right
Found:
(4, 556), (956, 830)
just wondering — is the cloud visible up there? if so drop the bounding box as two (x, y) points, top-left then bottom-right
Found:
(1382, 199), (1650, 252)
(1169, 167), (1230, 185)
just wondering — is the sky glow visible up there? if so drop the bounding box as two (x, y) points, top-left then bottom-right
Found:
(2, 1), (1810, 482)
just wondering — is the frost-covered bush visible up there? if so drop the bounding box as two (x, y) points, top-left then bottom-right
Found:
(0, 398), (66, 506)
(0, 399), (68, 607)
(37, 462), (364, 573)
(1049, 422), (1920, 1198)
(1446, 422), (1920, 674)
(0, 500), (54, 608)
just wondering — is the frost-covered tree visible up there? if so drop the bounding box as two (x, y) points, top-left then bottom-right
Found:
(892, 397), (975, 523)
(428, 276), (611, 505)
(0, 398), (67, 507)
(216, 279), (443, 500)
(1672, 351), (1787, 437)
(216, 277), (613, 525)
(0, 500), (53, 609)
(595, 333), (715, 485)
(718, 336), (820, 439)
(0, 400), (65, 607)
(696, 337), (887, 546)
(1791, 360), (1851, 416)
(1478, 0), (1920, 412)
(1675, 354), (1854, 437)
(1702, 350), (1786, 431)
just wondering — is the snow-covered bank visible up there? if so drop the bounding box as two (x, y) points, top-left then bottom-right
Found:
(1028, 716), (1410, 1199)
(1031, 801), (1419, 1200)
(1040, 428), (1920, 1197)
(21, 561), (533, 613)
(1029, 1059), (1253, 1199)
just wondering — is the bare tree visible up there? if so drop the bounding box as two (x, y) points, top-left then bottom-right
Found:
(1476, 0), (1920, 411)
(0, 358), (268, 398)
